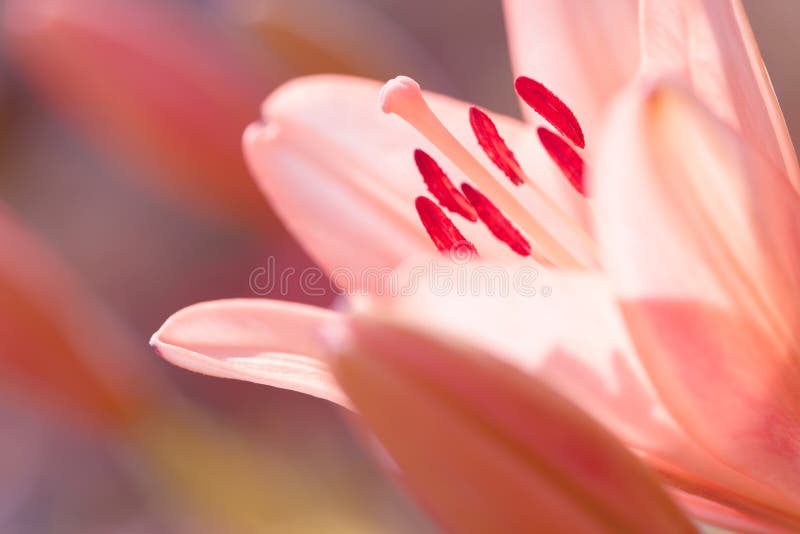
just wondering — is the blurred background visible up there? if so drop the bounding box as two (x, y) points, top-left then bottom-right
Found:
(0, 1), (796, 532)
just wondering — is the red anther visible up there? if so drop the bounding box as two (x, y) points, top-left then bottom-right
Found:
(414, 149), (478, 221)
(537, 127), (586, 196)
(468, 107), (524, 186)
(515, 76), (585, 149)
(460, 183), (531, 257)
(415, 196), (479, 256)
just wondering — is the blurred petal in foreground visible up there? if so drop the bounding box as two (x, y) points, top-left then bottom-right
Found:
(3, 0), (279, 223)
(0, 205), (146, 428)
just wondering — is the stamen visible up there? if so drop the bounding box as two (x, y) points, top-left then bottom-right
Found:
(381, 76), (582, 268)
(460, 183), (531, 257)
(415, 196), (478, 256)
(414, 149), (477, 221)
(537, 128), (586, 196)
(470, 106), (597, 258)
(468, 106), (524, 185)
(515, 76), (585, 149)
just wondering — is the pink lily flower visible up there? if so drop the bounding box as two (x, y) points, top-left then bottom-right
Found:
(152, 0), (800, 530)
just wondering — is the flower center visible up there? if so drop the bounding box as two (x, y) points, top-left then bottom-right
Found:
(380, 75), (596, 268)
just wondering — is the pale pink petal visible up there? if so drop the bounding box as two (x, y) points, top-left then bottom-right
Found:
(594, 79), (800, 352)
(330, 315), (696, 533)
(244, 75), (588, 277)
(639, 0), (800, 188)
(503, 0), (639, 139)
(359, 260), (800, 529)
(151, 299), (348, 406)
(593, 81), (800, 506)
(362, 262), (673, 452)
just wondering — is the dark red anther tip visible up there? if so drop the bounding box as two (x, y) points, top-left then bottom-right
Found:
(468, 106), (524, 186)
(459, 183), (531, 257)
(414, 149), (478, 222)
(515, 76), (585, 149)
(415, 196), (479, 256)
(537, 127), (586, 196)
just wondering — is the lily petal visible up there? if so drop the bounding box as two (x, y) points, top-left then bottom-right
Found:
(244, 75), (588, 277)
(593, 81), (800, 504)
(639, 0), (800, 188)
(329, 314), (696, 534)
(151, 299), (348, 406)
(503, 0), (639, 139)
(362, 261), (672, 453)
(359, 258), (800, 529)
(595, 79), (800, 352)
